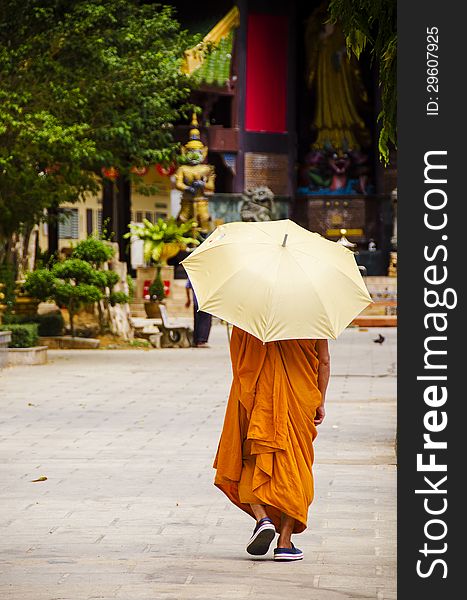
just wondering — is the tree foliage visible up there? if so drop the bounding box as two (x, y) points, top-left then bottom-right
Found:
(71, 236), (115, 266)
(25, 235), (129, 334)
(0, 0), (198, 257)
(24, 258), (103, 336)
(327, 0), (396, 163)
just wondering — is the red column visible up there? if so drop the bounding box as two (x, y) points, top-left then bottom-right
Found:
(245, 14), (288, 133)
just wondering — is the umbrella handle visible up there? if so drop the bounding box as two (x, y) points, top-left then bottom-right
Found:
(226, 321), (231, 345)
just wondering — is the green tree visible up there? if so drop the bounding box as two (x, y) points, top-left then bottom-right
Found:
(71, 236), (115, 266)
(0, 0), (198, 267)
(24, 259), (103, 337)
(72, 236), (128, 332)
(327, 0), (396, 163)
(25, 236), (129, 335)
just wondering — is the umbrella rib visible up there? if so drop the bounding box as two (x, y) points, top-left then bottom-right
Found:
(285, 253), (338, 338)
(263, 244), (288, 340)
(248, 223), (279, 240)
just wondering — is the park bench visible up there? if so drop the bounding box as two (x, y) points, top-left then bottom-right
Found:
(158, 304), (193, 348)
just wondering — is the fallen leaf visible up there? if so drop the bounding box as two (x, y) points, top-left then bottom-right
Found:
(30, 476), (48, 482)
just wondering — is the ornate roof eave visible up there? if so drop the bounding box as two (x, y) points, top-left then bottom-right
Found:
(182, 6), (240, 76)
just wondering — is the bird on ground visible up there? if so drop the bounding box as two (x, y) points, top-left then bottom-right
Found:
(373, 334), (385, 344)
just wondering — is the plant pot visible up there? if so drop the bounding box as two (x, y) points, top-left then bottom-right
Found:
(13, 296), (40, 318)
(159, 243), (182, 264)
(7, 345), (48, 366)
(144, 301), (164, 319)
(137, 265), (175, 299)
(136, 266), (157, 299)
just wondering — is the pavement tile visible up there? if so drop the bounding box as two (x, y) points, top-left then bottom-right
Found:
(0, 325), (396, 599)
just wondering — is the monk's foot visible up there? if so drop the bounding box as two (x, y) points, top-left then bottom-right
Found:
(274, 543), (304, 562)
(246, 517), (276, 556)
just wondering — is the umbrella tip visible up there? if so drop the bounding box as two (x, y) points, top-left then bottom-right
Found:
(282, 234), (288, 247)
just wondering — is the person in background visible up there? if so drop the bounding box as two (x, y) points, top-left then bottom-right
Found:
(185, 277), (212, 348)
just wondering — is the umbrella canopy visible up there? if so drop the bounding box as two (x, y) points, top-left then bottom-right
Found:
(181, 219), (372, 342)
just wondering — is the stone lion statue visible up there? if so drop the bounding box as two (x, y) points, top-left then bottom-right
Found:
(240, 186), (275, 222)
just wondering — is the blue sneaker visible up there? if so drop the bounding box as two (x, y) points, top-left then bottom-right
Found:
(246, 517), (276, 555)
(273, 543), (304, 561)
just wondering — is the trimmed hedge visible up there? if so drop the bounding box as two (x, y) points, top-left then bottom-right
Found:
(35, 312), (64, 336)
(2, 311), (64, 336)
(0, 323), (39, 348)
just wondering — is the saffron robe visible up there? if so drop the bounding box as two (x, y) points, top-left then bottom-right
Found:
(213, 327), (322, 534)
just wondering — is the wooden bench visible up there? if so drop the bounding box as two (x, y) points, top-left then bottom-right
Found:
(158, 304), (193, 348)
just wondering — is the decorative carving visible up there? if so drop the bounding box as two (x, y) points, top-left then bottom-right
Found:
(298, 147), (371, 195)
(240, 186), (275, 222)
(175, 114), (216, 233)
(305, 2), (371, 152)
(300, 3), (373, 196)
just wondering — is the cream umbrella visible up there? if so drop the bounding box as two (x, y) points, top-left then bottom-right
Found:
(181, 219), (372, 342)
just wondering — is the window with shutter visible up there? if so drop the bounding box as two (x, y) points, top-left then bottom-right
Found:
(58, 209), (79, 239)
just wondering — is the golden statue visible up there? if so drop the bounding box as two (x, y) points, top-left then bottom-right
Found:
(175, 114), (215, 233)
(305, 2), (370, 151)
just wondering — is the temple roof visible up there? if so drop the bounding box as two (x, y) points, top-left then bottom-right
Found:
(182, 7), (239, 88)
(195, 31), (234, 87)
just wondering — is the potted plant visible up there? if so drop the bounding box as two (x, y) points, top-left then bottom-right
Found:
(125, 217), (200, 314)
(144, 270), (166, 318)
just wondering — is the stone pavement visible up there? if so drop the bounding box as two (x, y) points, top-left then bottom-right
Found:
(0, 325), (396, 600)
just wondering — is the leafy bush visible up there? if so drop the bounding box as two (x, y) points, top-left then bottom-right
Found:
(71, 237), (115, 265)
(23, 246), (129, 337)
(35, 312), (65, 336)
(127, 275), (135, 300)
(23, 269), (56, 302)
(98, 270), (120, 289)
(52, 258), (96, 283)
(0, 323), (39, 348)
(54, 282), (102, 310)
(24, 261), (103, 337)
(125, 217), (200, 264)
(109, 291), (129, 306)
(1, 312), (64, 336)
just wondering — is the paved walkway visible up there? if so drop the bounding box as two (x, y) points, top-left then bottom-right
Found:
(0, 325), (396, 600)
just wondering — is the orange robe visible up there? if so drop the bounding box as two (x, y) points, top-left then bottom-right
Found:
(213, 327), (322, 534)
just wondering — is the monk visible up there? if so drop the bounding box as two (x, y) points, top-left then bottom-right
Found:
(213, 326), (330, 561)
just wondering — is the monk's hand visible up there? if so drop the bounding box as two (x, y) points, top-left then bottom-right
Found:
(314, 404), (326, 426)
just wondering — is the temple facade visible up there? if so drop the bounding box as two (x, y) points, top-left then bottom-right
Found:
(172, 0), (396, 275)
(42, 0), (396, 276)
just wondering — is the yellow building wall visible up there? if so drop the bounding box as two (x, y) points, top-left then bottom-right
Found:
(37, 169), (172, 253)
(131, 167), (172, 223)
